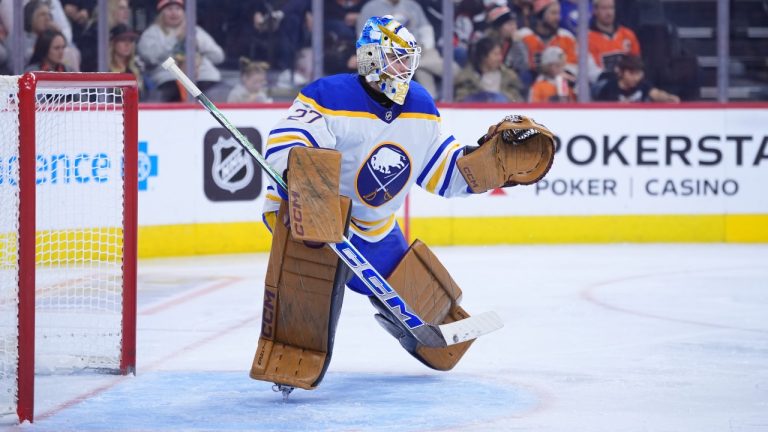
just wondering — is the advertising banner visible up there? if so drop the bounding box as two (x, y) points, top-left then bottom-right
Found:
(410, 107), (768, 217)
(135, 105), (767, 255)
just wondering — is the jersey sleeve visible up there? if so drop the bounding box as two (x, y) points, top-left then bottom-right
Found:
(261, 94), (337, 219)
(416, 123), (472, 198)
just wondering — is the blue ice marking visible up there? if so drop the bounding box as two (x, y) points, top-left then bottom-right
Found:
(38, 371), (538, 432)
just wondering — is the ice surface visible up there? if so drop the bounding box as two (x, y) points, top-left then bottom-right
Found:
(3, 244), (767, 431)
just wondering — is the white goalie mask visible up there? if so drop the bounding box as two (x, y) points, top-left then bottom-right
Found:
(356, 15), (422, 105)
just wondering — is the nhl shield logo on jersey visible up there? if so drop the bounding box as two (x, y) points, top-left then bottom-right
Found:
(357, 143), (411, 207)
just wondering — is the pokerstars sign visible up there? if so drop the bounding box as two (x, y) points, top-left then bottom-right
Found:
(414, 106), (768, 217)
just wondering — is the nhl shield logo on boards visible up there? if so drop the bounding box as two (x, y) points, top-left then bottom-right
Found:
(356, 143), (411, 207)
(204, 127), (262, 201)
(212, 136), (254, 193)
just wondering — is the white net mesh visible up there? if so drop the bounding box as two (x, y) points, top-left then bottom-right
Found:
(0, 76), (21, 416)
(0, 77), (128, 417)
(34, 87), (125, 373)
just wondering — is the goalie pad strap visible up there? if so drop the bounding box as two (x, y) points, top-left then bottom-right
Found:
(250, 197), (352, 390)
(457, 115), (555, 193)
(287, 146), (344, 243)
(379, 240), (474, 371)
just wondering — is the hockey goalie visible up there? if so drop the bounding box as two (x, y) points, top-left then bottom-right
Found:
(249, 15), (556, 395)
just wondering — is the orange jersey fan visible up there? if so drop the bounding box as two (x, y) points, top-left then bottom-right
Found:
(588, 26), (641, 71)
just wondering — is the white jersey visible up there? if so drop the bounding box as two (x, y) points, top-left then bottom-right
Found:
(263, 74), (471, 242)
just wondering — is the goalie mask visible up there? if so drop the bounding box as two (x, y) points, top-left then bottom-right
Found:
(356, 15), (422, 105)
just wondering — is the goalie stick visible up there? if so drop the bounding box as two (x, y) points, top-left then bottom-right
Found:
(162, 58), (503, 348)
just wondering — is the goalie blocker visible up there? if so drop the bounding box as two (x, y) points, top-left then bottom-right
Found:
(250, 148), (477, 390)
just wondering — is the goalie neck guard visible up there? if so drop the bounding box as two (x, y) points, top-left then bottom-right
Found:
(356, 15), (421, 105)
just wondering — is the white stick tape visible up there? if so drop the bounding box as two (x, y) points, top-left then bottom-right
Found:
(161, 57), (202, 97)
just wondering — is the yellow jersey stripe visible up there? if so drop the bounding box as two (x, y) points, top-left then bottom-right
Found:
(298, 93), (440, 122)
(262, 212), (277, 233)
(400, 112), (440, 122)
(425, 143), (461, 193)
(298, 93), (378, 119)
(267, 134), (311, 147)
(352, 214), (395, 229)
(351, 216), (396, 238)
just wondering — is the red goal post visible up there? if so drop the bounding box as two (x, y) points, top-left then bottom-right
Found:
(0, 72), (137, 423)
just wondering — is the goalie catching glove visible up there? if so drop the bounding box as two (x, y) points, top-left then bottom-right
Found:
(457, 114), (556, 194)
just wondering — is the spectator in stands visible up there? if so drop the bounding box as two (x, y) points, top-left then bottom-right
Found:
(485, 5), (532, 87)
(559, 0), (590, 35)
(227, 1), (282, 68)
(588, 0), (641, 80)
(529, 45), (575, 102)
(322, 0), (361, 75)
(109, 0), (131, 27)
(274, 0), (311, 72)
(357, 0), (458, 99)
(46, 0), (73, 41)
(109, 24), (145, 98)
(593, 54), (679, 102)
(518, 0), (577, 77)
(0, 2), (8, 73)
(0, 0), (10, 34)
(66, 0), (132, 72)
(62, 0), (93, 30)
(619, 0), (700, 101)
(57, 0), (131, 72)
(327, 0), (362, 43)
(227, 57), (273, 103)
(416, 0), (446, 45)
(31, 0), (80, 69)
(510, 0), (535, 29)
(137, 0), (224, 102)
(25, 28), (70, 71)
(62, 0), (98, 71)
(24, 0), (56, 62)
(454, 36), (525, 102)
(324, 30), (357, 76)
(273, 45), (312, 100)
(454, 0), (485, 67)
(23, 0), (78, 70)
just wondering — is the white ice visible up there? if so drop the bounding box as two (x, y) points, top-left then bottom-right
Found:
(3, 244), (768, 431)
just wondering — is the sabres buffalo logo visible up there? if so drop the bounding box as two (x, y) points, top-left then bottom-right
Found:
(357, 143), (411, 207)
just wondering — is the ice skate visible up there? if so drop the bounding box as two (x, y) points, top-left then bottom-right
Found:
(272, 384), (295, 401)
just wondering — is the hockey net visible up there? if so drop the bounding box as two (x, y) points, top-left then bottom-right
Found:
(0, 73), (137, 423)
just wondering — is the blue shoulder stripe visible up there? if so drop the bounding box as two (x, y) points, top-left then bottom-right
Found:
(264, 142), (306, 159)
(417, 135), (455, 186)
(269, 128), (320, 148)
(402, 81), (440, 116)
(439, 147), (463, 197)
(300, 74), (370, 112)
(301, 74), (439, 117)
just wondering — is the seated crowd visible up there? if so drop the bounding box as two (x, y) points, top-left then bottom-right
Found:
(0, 0), (693, 103)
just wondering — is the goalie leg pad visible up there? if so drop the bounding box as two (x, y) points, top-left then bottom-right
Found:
(374, 240), (475, 371)
(250, 198), (352, 390)
(287, 146), (344, 243)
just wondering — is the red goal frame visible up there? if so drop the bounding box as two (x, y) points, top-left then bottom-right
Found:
(14, 72), (138, 423)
